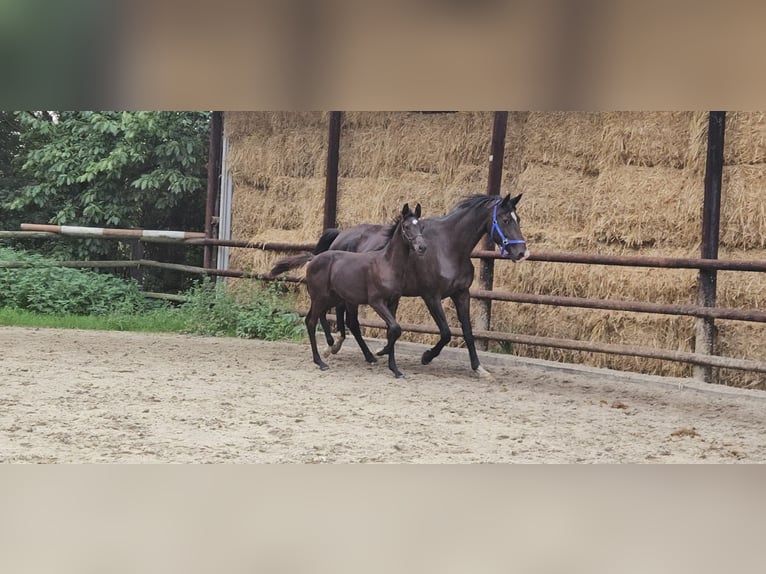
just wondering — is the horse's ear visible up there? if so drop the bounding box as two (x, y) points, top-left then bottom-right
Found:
(500, 193), (512, 208)
(402, 203), (411, 217)
(414, 203), (422, 219)
(511, 193), (523, 207)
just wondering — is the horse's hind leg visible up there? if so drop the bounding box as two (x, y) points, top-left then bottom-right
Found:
(319, 314), (335, 349)
(306, 308), (330, 371)
(330, 303), (347, 354)
(345, 304), (377, 364)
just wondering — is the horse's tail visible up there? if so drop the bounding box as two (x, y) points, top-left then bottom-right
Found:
(269, 253), (314, 277)
(314, 228), (341, 254)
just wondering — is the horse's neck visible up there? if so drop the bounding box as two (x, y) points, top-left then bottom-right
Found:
(439, 206), (490, 255)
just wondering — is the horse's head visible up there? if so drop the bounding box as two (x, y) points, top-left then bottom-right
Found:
(400, 203), (427, 256)
(490, 193), (529, 262)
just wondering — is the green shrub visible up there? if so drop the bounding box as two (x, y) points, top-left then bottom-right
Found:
(181, 278), (303, 341)
(0, 247), (145, 315)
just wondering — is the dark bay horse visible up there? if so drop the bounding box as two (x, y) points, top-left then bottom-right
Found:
(271, 193), (529, 377)
(302, 203), (426, 378)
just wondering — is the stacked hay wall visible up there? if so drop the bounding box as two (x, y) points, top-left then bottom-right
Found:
(224, 111), (766, 388)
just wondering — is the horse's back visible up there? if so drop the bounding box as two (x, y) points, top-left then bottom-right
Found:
(331, 224), (388, 252)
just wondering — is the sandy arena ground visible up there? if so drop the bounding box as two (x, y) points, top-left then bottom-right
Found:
(1, 326), (765, 463)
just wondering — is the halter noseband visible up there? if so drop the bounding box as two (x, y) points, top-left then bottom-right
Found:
(491, 199), (526, 258)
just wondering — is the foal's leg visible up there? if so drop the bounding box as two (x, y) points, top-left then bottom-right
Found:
(375, 298), (400, 356)
(452, 289), (490, 377)
(305, 307), (330, 371)
(369, 301), (404, 378)
(330, 303), (347, 354)
(319, 314), (335, 349)
(345, 304), (378, 364)
(420, 295), (453, 366)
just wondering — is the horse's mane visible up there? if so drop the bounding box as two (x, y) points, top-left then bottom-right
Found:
(376, 215), (401, 249)
(454, 194), (498, 211)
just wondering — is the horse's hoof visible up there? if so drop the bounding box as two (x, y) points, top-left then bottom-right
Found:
(318, 363), (330, 371)
(366, 356), (378, 364)
(393, 372), (405, 379)
(330, 337), (345, 354)
(421, 352), (433, 365)
(473, 365), (494, 380)
(375, 347), (389, 357)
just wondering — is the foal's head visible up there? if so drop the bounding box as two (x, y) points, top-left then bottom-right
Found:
(489, 193), (529, 262)
(399, 202), (427, 256)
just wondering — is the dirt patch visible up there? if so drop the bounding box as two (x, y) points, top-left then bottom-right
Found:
(1, 327), (764, 463)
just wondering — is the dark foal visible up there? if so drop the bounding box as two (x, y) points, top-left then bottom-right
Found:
(303, 203), (426, 378)
(271, 193), (528, 377)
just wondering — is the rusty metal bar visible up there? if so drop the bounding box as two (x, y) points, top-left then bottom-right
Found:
(470, 288), (766, 323)
(323, 111), (342, 231)
(326, 314), (766, 375)
(204, 111), (224, 269)
(477, 111), (508, 347)
(695, 111), (726, 383)
(473, 249), (766, 272)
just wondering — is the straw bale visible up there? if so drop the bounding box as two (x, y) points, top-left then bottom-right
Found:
(339, 112), (493, 184)
(224, 111), (326, 142)
(589, 165), (701, 248)
(721, 165), (766, 249)
(514, 164), (597, 248)
(521, 112), (605, 174)
(597, 112), (704, 170)
(227, 128), (326, 185)
(715, 323), (766, 389)
(723, 111), (766, 165)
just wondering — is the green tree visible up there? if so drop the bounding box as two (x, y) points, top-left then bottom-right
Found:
(6, 111), (210, 289)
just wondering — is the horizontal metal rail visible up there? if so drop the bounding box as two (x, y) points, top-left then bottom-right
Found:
(470, 288), (766, 323)
(8, 229), (766, 272)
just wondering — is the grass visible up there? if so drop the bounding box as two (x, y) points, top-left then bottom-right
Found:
(0, 306), (188, 333)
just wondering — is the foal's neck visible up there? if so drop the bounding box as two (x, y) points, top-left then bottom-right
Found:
(382, 222), (410, 269)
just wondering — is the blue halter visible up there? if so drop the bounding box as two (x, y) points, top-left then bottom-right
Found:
(491, 199), (526, 258)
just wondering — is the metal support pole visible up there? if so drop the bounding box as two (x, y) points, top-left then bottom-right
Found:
(694, 111), (726, 383)
(323, 111), (342, 230)
(204, 111), (223, 269)
(476, 111), (508, 350)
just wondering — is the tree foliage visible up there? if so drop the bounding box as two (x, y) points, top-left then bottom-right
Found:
(8, 111), (210, 260)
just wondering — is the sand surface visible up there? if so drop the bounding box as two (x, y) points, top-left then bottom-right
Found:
(1, 327), (764, 463)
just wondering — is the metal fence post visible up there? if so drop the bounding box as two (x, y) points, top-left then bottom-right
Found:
(323, 111), (342, 230)
(694, 111), (726, 383)
(204, 111), (223, 270)
(476, 111), (508, 350)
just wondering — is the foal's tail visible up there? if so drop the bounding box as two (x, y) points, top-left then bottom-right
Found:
(269, 253), (314, 277)
(269, 228), (340, 277)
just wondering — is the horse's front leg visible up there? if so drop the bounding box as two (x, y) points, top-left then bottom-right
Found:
(452, 289), (490, 376)
(369, 300), (404, 378)
(420, 295), (452, 365)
